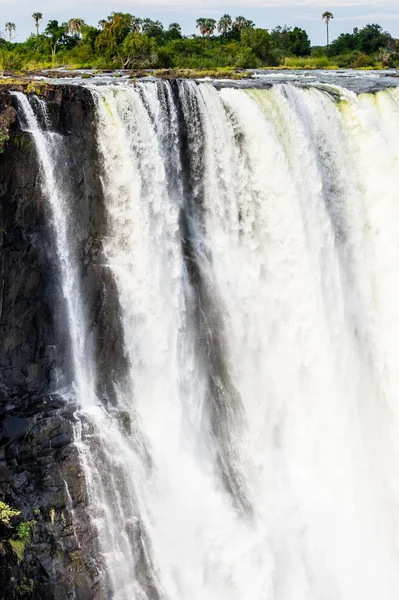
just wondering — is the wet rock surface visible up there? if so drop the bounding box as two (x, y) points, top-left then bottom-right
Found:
(0, 85), (126, 599)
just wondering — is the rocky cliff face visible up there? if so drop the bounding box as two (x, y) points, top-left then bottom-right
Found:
(0, 85), (125, 599)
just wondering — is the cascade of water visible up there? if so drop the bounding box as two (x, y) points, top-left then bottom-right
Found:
(13, 82), (399, 600)
(11, 92), (96, 405)
(90, 81), (399, 600)
(11, 93), (142, 596)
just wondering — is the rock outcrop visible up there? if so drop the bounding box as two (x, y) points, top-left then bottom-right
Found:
(0, 84), (126, 599)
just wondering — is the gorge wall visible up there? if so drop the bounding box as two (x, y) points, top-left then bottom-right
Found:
(0, 85), (113, 599)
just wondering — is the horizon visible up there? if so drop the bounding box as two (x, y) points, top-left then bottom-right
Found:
(1, 1), (399, 46)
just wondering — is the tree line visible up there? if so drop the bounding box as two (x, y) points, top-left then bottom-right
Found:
(0, 11), (398, 71)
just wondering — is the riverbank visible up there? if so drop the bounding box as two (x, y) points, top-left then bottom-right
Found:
(1, 66), (398, 87)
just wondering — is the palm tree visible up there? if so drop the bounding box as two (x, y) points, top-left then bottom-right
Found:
(205, 19), (216, 37)
(67, 18), (84, 37)
(196, 18), (216, 37)
(217, 14), (232, 37)
(168, 23), (182, 37)
(233, 16), (254, 35)
(196, 18), (208, 37)
(5, 22), (15, 41)
(32, 12), (43, 36)
(322, 11), (334, 46)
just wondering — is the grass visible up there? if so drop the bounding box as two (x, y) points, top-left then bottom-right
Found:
(7, 520), (36, 563)
(283, 56), (339, 69)
(8, 539), (26, 563)
(0, 130), (10, 153)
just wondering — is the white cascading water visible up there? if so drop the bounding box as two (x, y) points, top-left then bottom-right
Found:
(14, 81), (399, 599)
(12, 92), (96, 402)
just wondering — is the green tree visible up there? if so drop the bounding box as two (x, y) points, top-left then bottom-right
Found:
(166, 23), (182, 41)
(80, 24), (100, 49)
(236, 46), (257, 68)
(328, 23), (394, 57)
(196, 18), (207, 37)
(218, 14), (233, 37)
(206, 19), (217, 37)
(122, 32), (158, 68)
(271, 25), (291, 56)
(45, 20), (68, 60)
(357, 23), (393, 53)
(241, 27), (273, 62)
(141, 18), (164, 42)
(32, 12), (43, 36)
(5, 22), (16, 42)
(287, 27), (311, 56)
(327, 31), (357, 55)
(95, 12), (133, 55)
(322, 11), (334, 46)
(196, 18), (216, 37)
(233, 16), (255, 36)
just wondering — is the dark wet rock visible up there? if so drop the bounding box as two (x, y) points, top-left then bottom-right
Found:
(2, 417), (32, 441)
(50, 433), (72, 449)
(0, 85), (127, 599)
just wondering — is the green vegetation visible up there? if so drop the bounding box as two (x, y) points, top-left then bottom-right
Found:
(0, 501), (20, 526)
(8, 538), (26, 563)
(0, 12), (397, 72)
(283, 56), (339, 69)
(326, 23), (399, 68)
(14, 520), (36, 542)
(8, 520), (36, 563)
(154, 68), (250, 79)
(15, 578), (34, 596)
(0, 502), (37, 563)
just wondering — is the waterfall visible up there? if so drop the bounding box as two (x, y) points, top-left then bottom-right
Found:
(14, 81), (399, 599)
(11, 92), (96, 403)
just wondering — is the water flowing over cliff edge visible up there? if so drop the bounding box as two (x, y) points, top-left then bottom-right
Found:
(1, 78), (399, 599)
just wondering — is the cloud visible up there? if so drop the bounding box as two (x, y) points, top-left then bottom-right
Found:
(296, 9), (399, 21)
(0, 0), (397, 7)
(333, 12), (399, 20)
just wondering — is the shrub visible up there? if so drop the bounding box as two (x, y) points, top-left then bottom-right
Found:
(236, 47), (258, 68)
(8, 520), (36, 563)
(121, 32), (158, 68)
(0, 502), (20, 527)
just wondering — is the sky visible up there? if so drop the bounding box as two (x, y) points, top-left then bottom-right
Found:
(1, 0), (399, 46)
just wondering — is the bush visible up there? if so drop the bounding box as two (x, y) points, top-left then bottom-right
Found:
(333, 51), (378, 68)
(241, 28), (273, 62)
(236, 47), (258, 68)
(122, 32), (158, 68)
(8, 520), (36, 563)
(0, 49), (24, 73)
(0, 502), (20, 527)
